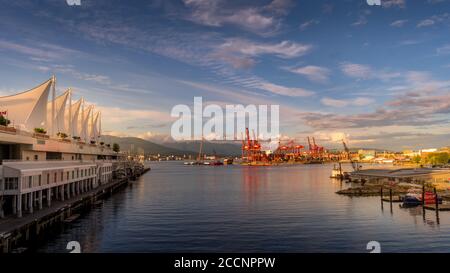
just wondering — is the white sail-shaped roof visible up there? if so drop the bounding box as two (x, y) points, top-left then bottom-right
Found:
(47, 89), (70, 135)
(90, 111), (101, 140)
(0, 78), (53, 131)
(66, 98), (82, 137)
(79, 105), (92, 142)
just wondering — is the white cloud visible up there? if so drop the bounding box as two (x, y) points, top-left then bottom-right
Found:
(382, 0), (406, 8)
(257, 82), (314, 97)
(215, 38), (312, 69)
(390, 19), (408, 27)
(340, 63), (372, 79)
(299, 20), (320, 31)
(219, 38), (312, 59)
(340, 63), (401, 81)
(417, 19), (435, 27)
(417, 13), (449, 27)
(320, 97), (374, 108)
(437, 44), (450, 55)
(96, 105), (173, 125)
(286, 65), (330, 83)
(182, 0), (293, 35)
(0, 40), (80, 60)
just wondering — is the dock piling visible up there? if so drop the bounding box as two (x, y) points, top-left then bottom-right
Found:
(434, 187), (439, 224)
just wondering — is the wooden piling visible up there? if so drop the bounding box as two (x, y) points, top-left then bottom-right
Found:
(389, 188), (392, 203)
(434, 187), (439, 211)
(422, 185), (425, 210)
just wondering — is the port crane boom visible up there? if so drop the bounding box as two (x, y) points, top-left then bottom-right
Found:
(342, 140), (359, 171)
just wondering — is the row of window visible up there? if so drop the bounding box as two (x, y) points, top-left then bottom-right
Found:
(100, 165), (113, 173)
(3, 177), (19, 190)
(21, 167), (97, 189)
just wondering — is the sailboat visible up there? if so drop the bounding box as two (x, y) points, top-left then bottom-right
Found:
(184, 138), (204, 165)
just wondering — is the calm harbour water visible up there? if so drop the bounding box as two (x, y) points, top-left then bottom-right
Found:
(37, 162), (449, 253)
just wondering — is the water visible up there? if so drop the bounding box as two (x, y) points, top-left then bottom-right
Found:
(36, 162), (449, 253)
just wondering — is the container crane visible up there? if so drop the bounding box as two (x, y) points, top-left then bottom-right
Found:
(342, 140), (360, 171)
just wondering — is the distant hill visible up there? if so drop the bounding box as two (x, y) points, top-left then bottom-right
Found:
(168, 141), (242, 157)
(101, 135), (192, 156)
(101, 136), (242, 156)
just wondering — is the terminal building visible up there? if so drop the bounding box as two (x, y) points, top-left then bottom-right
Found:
(0, 77), (123, 218)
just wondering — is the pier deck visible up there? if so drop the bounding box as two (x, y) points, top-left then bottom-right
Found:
(0, 178), (125, 235)
(381, 196), (403, 203)
(424, 204), (450, 211)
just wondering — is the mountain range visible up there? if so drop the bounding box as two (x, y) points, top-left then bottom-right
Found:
(101, 135), (242, 156)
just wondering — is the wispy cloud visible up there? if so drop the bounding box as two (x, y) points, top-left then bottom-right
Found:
(285, 65), (330, 83)
(340, 62), (401, 81)
(417, 13), (449, 27)
(182, 0), (293, 35)
(437, 44), (450, 55)
(218, 38), (312, 59)
(299, 19), (320, 31)
(340, 63), (372, 79)
(0, 39), (80, 60)
(321, 97), (374, 108)
(214, 38), (312, 69)
(390, 19), (408, 27)
(382, 0), (406, 8)
(257, 81), (314, 97)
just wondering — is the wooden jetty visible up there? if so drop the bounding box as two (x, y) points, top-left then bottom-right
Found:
(424, 204), (450, 211)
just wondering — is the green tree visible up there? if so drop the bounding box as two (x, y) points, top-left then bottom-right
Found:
(0, 115), (10, 126)
(426, 152), (450, 165)
(435, 152), (449, 165)
(412, 155), (421, 165)
(112, 143), (120, 153)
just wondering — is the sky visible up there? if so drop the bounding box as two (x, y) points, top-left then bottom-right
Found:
(0, 0), (449, 150)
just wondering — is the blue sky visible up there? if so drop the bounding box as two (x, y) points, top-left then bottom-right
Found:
(0, 0), (449, 150)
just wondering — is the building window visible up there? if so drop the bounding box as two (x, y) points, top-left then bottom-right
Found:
(72, 171), (74, 179)
(38, 175), (42, 186)
(61, 172), (63, 181)
(4, 177), (19, 190)
(54, 173), (57, 183)
(34, 155), (38, 161)
(28, 176), (32, 188)
(47, 173), (50, 184)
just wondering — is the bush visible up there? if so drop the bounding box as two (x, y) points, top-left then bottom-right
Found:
(113, 143), (120, 153)
(0, 115), (11, 126)
(57, 132), (68, 139)
(34, 128), (47, 134)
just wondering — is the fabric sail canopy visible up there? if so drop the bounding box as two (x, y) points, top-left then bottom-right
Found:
(0, 78), (53, 131)
(46, 89), (70, 135)
(79, 105), (92, 142)
(90, 111), (101, 140)
(66, 98), (82, 137)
